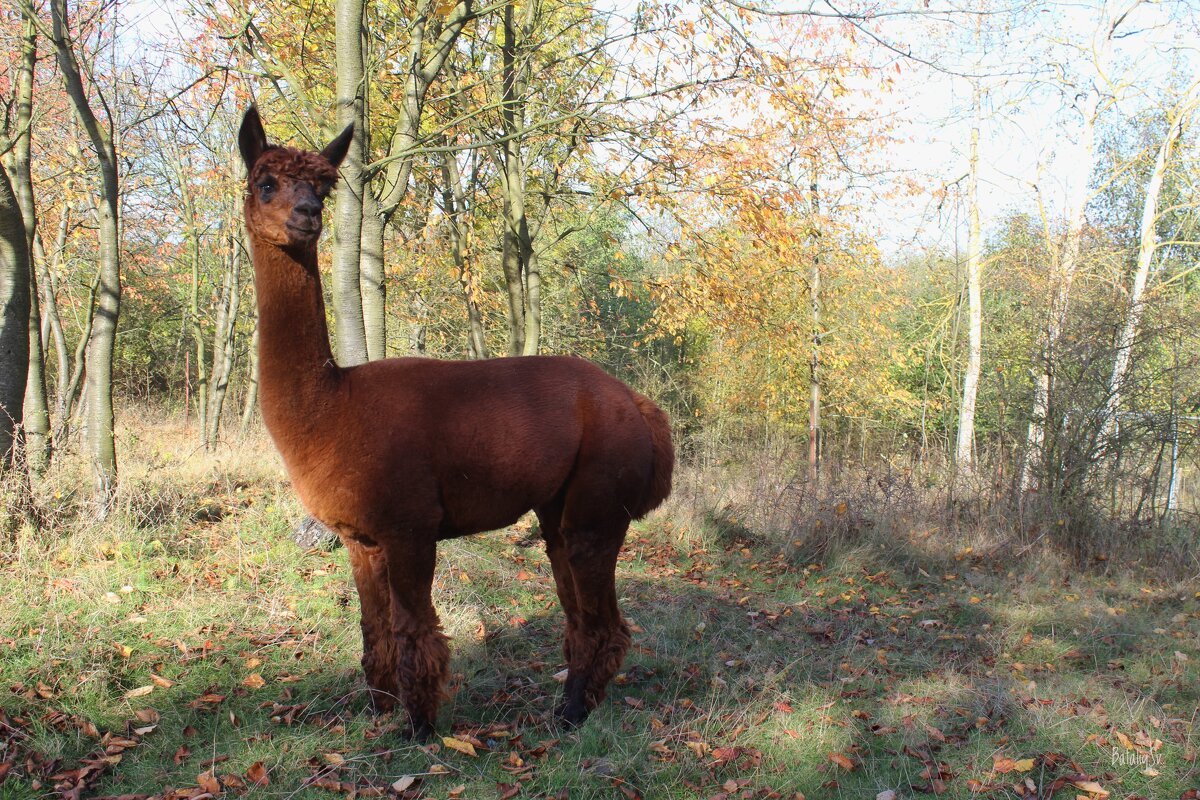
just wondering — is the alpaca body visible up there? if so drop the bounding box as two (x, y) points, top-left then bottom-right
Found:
(239, 107), (672, 737)
(267, 354), (659, 543)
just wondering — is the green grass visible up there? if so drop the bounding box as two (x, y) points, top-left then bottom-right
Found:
(1, 425), (1198, 799)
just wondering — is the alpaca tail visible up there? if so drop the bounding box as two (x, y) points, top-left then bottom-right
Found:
(631, 391), (675, 519)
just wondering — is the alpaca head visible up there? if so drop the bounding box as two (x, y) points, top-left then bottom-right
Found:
(239, 106), (353, 249)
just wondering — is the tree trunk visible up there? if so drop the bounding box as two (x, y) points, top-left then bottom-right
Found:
(37, 203), (71, 408)
(206, 229), (242, 448)
(1101, 80), (1200, 441)
(12, 10), (49, 472)
(360, 177), (387, 360)
(50, 0), (121, 512)
(440, 149), (487, 358)
(360, 1), (476, 360)
(1022, 5), (1125, 493)
(240, 307), (260, 436)
(955, 80), (983, 476)
(0, 162), (30, 471)
(173, 146), (208, 439)
(808, 168), (821, 482)
(498, 0), (538, 356)
(332, 0), (369, 366)
(55, 268), (98, 449)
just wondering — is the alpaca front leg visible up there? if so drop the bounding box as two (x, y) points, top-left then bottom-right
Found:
(382, 540), (450, 739)
(345, 539), (399, 713)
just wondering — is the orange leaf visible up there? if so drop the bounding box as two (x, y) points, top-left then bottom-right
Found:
(829, 752), (857, 771)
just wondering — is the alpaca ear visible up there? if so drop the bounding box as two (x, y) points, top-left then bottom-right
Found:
(320, 123), (354, 170)
(239, 106), (269, 171)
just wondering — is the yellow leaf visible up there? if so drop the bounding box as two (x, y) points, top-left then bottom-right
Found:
(242, 673), (266, 690)
(442, 736), (477, 757)
(124, 685), (154, 699)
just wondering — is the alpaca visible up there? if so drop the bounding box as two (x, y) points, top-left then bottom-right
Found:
(238, 107), (674, 738)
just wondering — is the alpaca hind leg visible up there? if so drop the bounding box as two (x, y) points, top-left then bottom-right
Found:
(537, 503), (581, 665)
(345, 538), (399, 713)
(557, 526), (631, 727)
(382, 540), (450, 739)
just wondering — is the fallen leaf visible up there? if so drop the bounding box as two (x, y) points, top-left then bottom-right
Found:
(442, 736), (477, 757)
(829, 752), (856, 771)
(1070, 778), (1110, 797)
(246, 760), (269, 786)
(124, 685), (154, 699)
(392, 775), (416, 791)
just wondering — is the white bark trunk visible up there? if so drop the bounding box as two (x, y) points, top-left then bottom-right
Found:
(1101, 80), (1200, 439)
(956, 82), (984, 475)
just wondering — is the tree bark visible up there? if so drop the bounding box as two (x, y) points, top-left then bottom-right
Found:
(360, 174), (387, 360)
(955, 79), (983, 476)
(498, 0), (537, 356)
(37, 201), (71, 409)
(240, 306), (260, 436)
(807, 167), (821, 482)
(332, 0), (370, 366)
(0, 162), (30, 471)
(206, 228), (242, 448)
(12, 10), (49, 472)
(49, 0), (121, 512)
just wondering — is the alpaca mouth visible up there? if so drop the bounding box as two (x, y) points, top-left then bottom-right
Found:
(286, 222), (322, 238)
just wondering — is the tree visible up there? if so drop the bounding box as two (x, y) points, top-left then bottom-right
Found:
(955, 75), (983, 476)
(9, 9), (50, 472)
(1021, 0), (1137, 492)
(41, 0), (122, 511)
(0, 160), (30, 471)
(1100, 78), (1200, 439)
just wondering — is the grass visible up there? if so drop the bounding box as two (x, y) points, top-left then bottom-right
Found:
(0, 417), (1198, 799)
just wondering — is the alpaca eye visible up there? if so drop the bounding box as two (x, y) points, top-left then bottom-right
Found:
(257, 179), (276, 197)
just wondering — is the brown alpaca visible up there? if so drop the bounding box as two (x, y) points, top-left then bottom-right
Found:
(238, 108), (673, 737)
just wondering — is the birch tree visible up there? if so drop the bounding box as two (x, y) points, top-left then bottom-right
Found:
(955, 76), (984, 475)
(1100, 78), (1200, 440)
(1021, 0), (1136, 492)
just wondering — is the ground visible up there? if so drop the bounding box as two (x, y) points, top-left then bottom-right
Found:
(0, 421), (1197, 799)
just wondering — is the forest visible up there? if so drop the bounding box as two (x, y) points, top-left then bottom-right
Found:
(0, 0), (1198, 798)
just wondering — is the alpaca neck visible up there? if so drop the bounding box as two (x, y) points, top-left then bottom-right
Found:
(248, 232), (340, 424)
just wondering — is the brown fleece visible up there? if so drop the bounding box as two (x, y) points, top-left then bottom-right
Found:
(239, 107), (673, 735)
